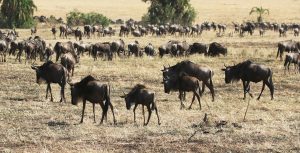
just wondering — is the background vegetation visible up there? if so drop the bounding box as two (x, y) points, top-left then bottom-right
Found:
(66, 9), (111, 27)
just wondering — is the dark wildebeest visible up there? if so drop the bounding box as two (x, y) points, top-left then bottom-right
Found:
(144, 43), (155, 56)
(120, 84), (160, 126)
(171, 41), (189, 56)
(69, 75), (116, 124)
(0, 37), (10, 62)
(92, 42), (112, 61)
(158, 40), (180, 57)
(162, 60), (215, 101)
(110, 39), (125, 56)
(259, 28), (265, 37)
(51, 26), (57, 39)
(45, 46), (54, 61)
(207, 42), (227, 56)
(162, 72), (202, 109)
(31, 27), (37, 35)
(284, 53), (300, 73)
(54, 41), (78, 62)
(221, 60), (274, 100)
(31, 61), (68, 102)
(187, 42), (208, 55)
(277, 40), (300, 60)
(119, 25), (130, 37)
(73, 42), (93, 56)
(74, 27), (83, 41)
(128, 41), (142, 57)
(61, 52), (78, 76)
(84, 25), (93, 39)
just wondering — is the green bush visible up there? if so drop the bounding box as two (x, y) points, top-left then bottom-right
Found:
(66, 10), (110, 27)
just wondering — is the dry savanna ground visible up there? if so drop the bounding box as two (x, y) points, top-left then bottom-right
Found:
(0, 0), (300, 152)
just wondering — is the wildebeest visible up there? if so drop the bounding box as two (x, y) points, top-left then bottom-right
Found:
(259, 28), (265, 37)
(110, 39), (125, 56)
(120, 84), (160, 125)
(277, 40), (300, 60)
(73, 42), (93, 56)
(61, 52), (78, 76)
(51, 26), (57, 39)
(92, 42), (112, 61)
(187, 42), (208, 55)
(119, 25), (130, 37)
(279, 27), (287, 37)
(158, 40), (179, 57)
(74, 27), (83, 41)
(45, 45), (54, 61)
(69, 75), (116, 124)
(163, 72), (202, 109)
(284, 53), (300, 73)
(294, 28), (299, 37)
(54, 41), (78, 62)
(31, 61), (68, 102)
(84, 25), (93, 39)
(144, 43), (155, 56)
(207, 42), (227, 56)
(128, 40), (142, 57)
(0, 37), (11, 62)
(162, 60), (215, 101)
(221, 60), (274, 100)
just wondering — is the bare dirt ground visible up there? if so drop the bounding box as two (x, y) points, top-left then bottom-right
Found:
(0, 0), (299, 152)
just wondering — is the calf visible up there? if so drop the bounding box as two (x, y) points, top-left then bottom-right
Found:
(284, 53), (300, 73)
(120, 84), (160, 126)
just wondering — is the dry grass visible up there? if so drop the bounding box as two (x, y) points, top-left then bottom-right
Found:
(0, 0), (300, 152)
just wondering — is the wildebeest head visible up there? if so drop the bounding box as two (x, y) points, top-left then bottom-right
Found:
(31, 65), (45, 84)
(161, 65), (179, 93)
(69, 83), (81, 105)
(221, 65), (236, 84)
(120, 91), (132, 110)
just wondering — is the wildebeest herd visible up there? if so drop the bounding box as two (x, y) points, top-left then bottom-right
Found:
(0, 18), (300, 126)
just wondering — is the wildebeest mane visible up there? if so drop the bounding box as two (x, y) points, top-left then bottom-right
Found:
(76, 75), (96, 88)
(128, 84), (146, 96)
(229, 60), (253, 81)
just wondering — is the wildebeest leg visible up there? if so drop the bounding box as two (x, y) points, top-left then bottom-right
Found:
(93, 103), (96, 123)
(204, 80), (215, 102)
(142, 105), (145, 125)
(188, 93), (196, 109)
(108, 101), (116, 124)
(145, 105), (152, 126)
(80, 100), (86, 123)
(59, 84), (66, 103)
(46, 83), (49, 99)
(195, 92), (201, 110)
(154, 105), (161, 125)
(265, 78), (274, 100)
(257, 82), (266, 100)
(179, 91), (185, 109)
(245, 81), (253, 98)
(133, 104), (138, 123)
(242, 81), (247, 100)
(288, 62), (291, 73)
(48, 83), (53, 102)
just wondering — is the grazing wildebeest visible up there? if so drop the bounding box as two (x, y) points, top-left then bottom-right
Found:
(69, 75), (116, 124)
(31, 27), (37, 35)
(51, 26), (57, 39)
(73, 42), (93, 56)
(110, 39), (125, 56)
(74, 27), (83, 41)
(0, 37), (10, 62)
(221, 60), (274, 100)
(240, 23), (254, 36)
(207, 42), (227, 56)
(59, 24), (69, 38)
(187, 42), (208, 55)
(158, 40), (179, 57)
(54, 41), (78, 62)
(162, 60), (215, 101)
(277, 40), (300, 60)
(144, 43), (155, 56)
(163, 72), (202, 109)
(61, 52), (78, 76)
(92, 42), (112, 61)
(31, 61), (68, 102)
(120, 84), (160, 125)
(119, 25), (130, 37)
(284, 53), (300, 73)
(128, 40), (142, 57)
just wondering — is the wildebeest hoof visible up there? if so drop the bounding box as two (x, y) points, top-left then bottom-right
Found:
(188, 107), (192, 110)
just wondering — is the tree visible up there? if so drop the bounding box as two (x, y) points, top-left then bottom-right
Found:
(142, 0), (196, 26)
(0, 0), (37, 28)
(249, 6), (269, 23)
(66, 10), (110, 27)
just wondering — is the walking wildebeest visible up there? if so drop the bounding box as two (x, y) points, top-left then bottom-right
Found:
(162, 60), (215, 101)
(277, 40), (300, 60)
(110, 39), (125, 56)
(144, 43), (155, 56)
(221, 60), (274, 100)
(31, 61), (68, 102)
(128, 40), (142, 57)
(120, 84), (160, 126)
(92, 42), (112, 61)
(51, 26), (57, 39)
(69, 75), (116, 124)
(74, 27), (83, 41)
(284, 53), (300, 73)
(163, 72), (202, 109)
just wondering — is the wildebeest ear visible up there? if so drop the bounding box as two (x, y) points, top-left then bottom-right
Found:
(221, 68), (226, 71)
